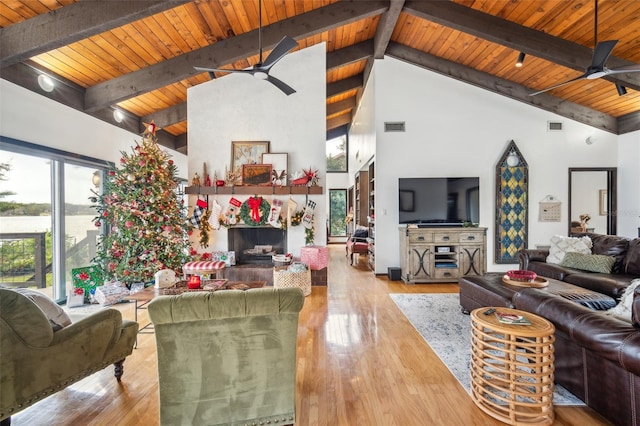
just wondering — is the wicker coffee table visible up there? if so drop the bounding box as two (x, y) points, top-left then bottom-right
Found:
(470, 307), (555, 426)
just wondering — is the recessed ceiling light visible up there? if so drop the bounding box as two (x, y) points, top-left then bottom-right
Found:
(37, 74), (55, 92)
(113, 109), (124, 123)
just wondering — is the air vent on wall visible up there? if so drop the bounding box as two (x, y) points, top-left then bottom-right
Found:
(384, 121), (406, 132)
(547, 121), (563, 131)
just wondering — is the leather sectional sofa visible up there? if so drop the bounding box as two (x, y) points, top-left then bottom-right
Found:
(459, 232), (640, 426)
(518, 232), (640, 299)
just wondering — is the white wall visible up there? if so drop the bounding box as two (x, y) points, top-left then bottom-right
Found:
(0, 80), (187, 174)
(618, 130), (640, 238)
(187, 43), (327, 257)
(350, 57), (623, 274)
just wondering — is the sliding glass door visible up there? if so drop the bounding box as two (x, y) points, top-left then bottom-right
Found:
(1, 138), (109, 302)
(0, 151), (53, 296)
(62, 163), (101, 301)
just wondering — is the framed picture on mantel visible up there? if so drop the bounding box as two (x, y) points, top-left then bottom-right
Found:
(231, 141), (269, 184)
(242, 164), (272, 186)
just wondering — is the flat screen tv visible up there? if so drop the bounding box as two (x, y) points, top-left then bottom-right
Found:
(399, 177), (479, 226)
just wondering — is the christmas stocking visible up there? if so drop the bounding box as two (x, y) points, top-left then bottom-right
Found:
(209, 199), (222, 230)
(190, 198), (208, 227)
(268, 198), (283, 228)
(302, 199), (316, 229)
(287, 197), (297, 225)
(225, 197), (241, 225)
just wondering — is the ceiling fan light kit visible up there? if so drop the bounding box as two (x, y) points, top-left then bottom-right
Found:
(616, 84), (627, 96)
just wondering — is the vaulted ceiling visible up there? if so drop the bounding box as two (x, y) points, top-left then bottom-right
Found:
(1, 0), (639, 154)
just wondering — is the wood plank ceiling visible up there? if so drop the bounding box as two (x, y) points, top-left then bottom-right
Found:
(1, 0), (639, 153)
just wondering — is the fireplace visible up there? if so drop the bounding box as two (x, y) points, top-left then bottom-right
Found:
(228, 227), (287, 264)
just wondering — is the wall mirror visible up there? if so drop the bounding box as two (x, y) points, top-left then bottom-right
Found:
(568, 168), (617, 235)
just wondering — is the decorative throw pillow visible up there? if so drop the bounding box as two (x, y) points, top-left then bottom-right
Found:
(604, 279), (640, 323)
(559, 252), (616, 273)
(14, 288), (72, 331)
(352, 227), (368, 239)
(546, 235), (592, 264)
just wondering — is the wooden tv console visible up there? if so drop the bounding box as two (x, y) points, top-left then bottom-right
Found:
(399, 226), (487, 284)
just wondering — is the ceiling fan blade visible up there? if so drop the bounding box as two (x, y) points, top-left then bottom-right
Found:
(194, 66), (250, 74)
(528, 74), (588, 96)
(260, 36), (298, 70)
(604, 63), (640, 75)
(590, 40), (618, 70)
(265, 74), (296, 95)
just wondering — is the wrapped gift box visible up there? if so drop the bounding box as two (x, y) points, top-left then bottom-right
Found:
(66, 287), (85, 307)
(300, 246), (329, 270)
(71, 265), (103, 300)
(94, 281), (130, 306)
(212, 251), (236, 266)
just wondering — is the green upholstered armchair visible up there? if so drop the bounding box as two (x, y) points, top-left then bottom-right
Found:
(148, 287), (305, 426)
(0, 288), (138, 423)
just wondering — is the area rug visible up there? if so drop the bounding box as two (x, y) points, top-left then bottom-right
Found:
(389, 293), (585, 406)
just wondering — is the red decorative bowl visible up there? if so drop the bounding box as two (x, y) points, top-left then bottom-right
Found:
(506, 270), (537, 282)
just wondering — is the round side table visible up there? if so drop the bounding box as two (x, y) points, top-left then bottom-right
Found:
(470, 307), (555, 426)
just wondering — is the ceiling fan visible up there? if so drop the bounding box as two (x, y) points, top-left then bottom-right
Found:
(194, 0), (298, 95)
(529, 0), (640, 96)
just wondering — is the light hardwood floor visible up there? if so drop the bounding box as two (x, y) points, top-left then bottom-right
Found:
(11, 245), (610, 425)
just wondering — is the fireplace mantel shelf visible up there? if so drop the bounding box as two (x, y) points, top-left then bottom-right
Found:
(185, 185), (323, 196)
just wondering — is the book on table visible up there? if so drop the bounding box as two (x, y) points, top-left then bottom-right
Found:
(494, 311), (531, 325)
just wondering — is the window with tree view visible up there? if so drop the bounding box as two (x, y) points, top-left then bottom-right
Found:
(329, 189), (347, 237)
(326, 134), (347, 172)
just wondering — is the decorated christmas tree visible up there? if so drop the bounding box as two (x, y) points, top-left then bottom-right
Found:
(91, 123), (192, 285)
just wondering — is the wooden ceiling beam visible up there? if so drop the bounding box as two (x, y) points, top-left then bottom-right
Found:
(386, 42), (619, 134)
(327, 40), (373, 71)
(174, 134), (188, 155)
(618, 111), (640, 134)
(0, 1), (189, 67)
(142, 103), (187, 130)
(1, 61), (85, 111)
(403, 0), (640, 92)
(374, 0), (405, 59)
(327, 112), (353, 130)
(356, 0), (405, 107)
(327, 97), (357, 116)
(84, 1), (388, 112)
(327, 74), (364, 98)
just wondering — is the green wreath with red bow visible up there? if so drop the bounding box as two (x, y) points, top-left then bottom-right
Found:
(239, 196), (270, 226)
